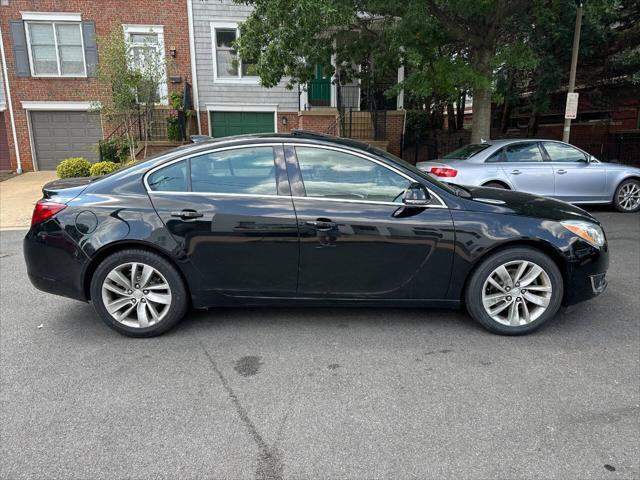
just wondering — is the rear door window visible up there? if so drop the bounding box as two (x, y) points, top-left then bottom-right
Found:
(190, 147), (277, 195)
(503, 143), (544, 163)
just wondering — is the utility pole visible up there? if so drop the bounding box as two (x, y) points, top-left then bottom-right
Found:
(562, 0), (585, 143)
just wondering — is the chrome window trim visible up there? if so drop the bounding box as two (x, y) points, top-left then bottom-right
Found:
(143, 142), (448, 209)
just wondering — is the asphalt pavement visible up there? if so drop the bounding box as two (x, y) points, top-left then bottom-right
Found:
(1, 209), (638, 479)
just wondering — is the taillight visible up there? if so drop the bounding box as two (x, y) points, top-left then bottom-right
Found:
(31, 200), (66, 226)
(430, 167), (458, 178)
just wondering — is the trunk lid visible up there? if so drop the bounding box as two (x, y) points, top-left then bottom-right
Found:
(42, 177), (95, 203)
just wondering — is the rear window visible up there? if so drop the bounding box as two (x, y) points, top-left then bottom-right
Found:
(443, 144), (490, 160)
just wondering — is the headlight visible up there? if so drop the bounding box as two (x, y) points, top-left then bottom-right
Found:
(560, 220), (606, 248)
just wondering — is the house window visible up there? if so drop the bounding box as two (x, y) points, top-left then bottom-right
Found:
(26, 22), (86, 76)
(123, 25), (167, 104)
(211, 22), (257, 82)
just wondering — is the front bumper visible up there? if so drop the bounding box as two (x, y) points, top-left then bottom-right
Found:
(563, 242), (609, 306)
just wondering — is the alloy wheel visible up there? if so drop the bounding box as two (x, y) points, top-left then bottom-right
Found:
(481, 260), (553, 327)
(101, 262), (172, 328)
(617, 182), (640, 211)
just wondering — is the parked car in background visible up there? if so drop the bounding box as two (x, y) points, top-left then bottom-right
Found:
(24, 133), (609, 338)
(416, 139), (640, 213)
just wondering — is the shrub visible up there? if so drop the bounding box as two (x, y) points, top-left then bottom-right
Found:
(89, 161), (120, 176)
(167, 113), (183, 142)
(97, 136), (131, 163)
(56, 157), (91, 178)
(120, 158), (139, 168)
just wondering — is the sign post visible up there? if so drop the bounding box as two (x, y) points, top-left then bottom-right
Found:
(565, 92), (579, 120)
(562, 1), (585, 142)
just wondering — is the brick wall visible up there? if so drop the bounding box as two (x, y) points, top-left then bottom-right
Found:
(297, 109), (338, 134)
(1, 0), (191, 171)
(385, 111), (405, 157)
(278, 112), (300, 133)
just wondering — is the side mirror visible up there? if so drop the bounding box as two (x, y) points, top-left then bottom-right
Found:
(402, 183), (431, 206)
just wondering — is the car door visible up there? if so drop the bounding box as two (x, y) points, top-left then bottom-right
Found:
(146, 144), (299, 297)
(498, 142), (555, 196)
(285, 144), (455, 300)
(541, 141), (607, 202)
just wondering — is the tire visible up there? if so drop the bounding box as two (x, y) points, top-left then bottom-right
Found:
(613, 178), (640, 213)
(465, 247), (563, 335)
(90, 249), (189, 337)
(483, 182), (508, 189)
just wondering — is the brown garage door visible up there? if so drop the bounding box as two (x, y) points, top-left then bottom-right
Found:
(30, 111), (102, 170)
(0, 111), (9, 171)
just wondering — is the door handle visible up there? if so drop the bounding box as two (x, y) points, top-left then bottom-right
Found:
(556, 169), (567, 174)
(306, 219), (336, 231)
(171, 209), (203, 220)
(511, 170), (522, 175)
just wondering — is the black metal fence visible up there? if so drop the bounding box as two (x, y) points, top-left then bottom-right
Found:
(556, 132), (640, 165)
(401, 134), (469, 164)
(338, 109), (387, 141)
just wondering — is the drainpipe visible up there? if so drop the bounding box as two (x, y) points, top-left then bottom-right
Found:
(186, 0), (201, 135)
(0, 27), (23, 173)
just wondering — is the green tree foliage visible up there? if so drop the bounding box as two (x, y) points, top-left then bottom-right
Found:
(495, 0), (639, 135)
(236, 0), (638, 141)
(94, 27), (166, 159)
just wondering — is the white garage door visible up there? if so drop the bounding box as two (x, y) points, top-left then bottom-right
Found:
(30, 111), (102, 170)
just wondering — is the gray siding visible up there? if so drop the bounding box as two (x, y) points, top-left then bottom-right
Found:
(192, 0), (300, 112)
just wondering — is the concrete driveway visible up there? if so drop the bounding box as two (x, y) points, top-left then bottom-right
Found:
(0, 172), (57, 230)
(0, 209), (638, 479)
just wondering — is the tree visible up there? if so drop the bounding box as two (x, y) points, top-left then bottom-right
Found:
(93, 27), (166, 159)
(494, 0), (640, 136)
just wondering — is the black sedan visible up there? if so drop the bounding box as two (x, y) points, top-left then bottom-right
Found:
(24, 132), (609, 337)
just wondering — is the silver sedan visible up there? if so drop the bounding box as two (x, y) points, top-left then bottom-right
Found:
(416, 139), (640, 212)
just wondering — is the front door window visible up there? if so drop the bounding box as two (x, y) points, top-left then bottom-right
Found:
(295, 147), (411, 202)
(542, 142), (587, 162)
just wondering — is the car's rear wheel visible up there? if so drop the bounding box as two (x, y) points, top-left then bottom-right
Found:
(90, 249), (188, 337)
(483, 181), (508, 189)
(465, 247), (563, 335)
(613, 179), (640, 213)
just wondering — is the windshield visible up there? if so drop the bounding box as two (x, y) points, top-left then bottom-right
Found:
(443, 144), (490, 160)
(367, 145), (457, 196)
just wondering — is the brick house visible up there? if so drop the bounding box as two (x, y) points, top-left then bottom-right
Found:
(0, 0), (192, 172)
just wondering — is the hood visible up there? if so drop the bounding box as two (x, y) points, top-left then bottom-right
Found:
(457, 185), (599, 224)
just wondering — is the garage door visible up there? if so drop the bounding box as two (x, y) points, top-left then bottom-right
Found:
(30, 111), (102, 170)
(210, 111), (274, 138)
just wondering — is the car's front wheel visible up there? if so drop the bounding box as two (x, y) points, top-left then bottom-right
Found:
(90, 249), (189, 337)
(465, 247), (563, 335)
(613, 178), (640, 213)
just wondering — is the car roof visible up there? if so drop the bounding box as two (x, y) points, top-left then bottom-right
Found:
(173, 131), (389, 158)
(479, 138), (567, 146)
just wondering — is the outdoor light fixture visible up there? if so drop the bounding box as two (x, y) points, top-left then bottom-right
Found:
(170, 48), (177, 58)
(281, 116), (288, 126)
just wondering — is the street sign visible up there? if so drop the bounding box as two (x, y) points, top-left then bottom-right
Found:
(565, 92), (579, 119)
